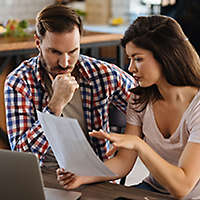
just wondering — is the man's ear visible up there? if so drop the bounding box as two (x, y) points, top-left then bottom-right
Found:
(34, 34), (41, 49)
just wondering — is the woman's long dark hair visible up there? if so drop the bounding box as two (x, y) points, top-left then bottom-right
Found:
(121, 15), (200, 112)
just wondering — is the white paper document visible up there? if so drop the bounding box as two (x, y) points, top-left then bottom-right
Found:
(37, 111), (116, 177)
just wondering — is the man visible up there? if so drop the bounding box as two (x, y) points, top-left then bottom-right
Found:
(4, 4), (134, 177)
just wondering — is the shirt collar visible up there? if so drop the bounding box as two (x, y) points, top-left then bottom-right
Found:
(78, 55), (94, 82)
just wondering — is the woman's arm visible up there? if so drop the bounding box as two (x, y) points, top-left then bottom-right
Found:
(136, 140), (200, 199)
(57, 123), (142, 189)
(103, 124), (142, 178)
(94, 131), (200, 199)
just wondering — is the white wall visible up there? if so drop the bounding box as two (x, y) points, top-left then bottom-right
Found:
(111, 0), (131, 23)
(111, 0), (150, 24)
(0, 0), (55, 23)
(125, 158), (149, 186)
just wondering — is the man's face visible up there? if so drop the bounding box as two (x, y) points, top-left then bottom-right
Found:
(35, 26), (80, 79)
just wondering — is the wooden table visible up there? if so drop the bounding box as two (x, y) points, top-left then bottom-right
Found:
(42, 172), (175, 200)
(76, 182), (175, 200)
(0, 32), (125, 73)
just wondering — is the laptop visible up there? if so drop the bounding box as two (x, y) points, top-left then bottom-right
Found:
(0, 149), (81, 200)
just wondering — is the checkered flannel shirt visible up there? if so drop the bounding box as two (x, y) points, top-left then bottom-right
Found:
(4, 54), (135, 165)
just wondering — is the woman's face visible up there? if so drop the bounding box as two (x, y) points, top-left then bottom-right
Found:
(126, 41), (164, 88)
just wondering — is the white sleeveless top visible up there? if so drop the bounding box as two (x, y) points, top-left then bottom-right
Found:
(126, 90), (200, 200)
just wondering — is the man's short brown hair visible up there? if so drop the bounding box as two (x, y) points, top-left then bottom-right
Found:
(36, 4), (83, 39)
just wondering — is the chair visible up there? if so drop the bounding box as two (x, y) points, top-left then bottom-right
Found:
(109, 104), (126, 133)
(0, 128), (10, 149)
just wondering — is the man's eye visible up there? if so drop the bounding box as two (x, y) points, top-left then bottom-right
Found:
(51, 50), (61, 55)
(69, 49), (77, 55)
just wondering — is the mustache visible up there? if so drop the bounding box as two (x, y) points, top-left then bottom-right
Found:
(54, 65), (73, 71)
(40, 59), (72, 72)
(39, 53), (73, 72)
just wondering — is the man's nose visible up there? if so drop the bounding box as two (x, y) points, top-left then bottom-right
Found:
(58, 53), (69, 68)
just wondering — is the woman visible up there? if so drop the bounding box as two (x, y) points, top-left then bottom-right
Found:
(57, 15), (200, 199)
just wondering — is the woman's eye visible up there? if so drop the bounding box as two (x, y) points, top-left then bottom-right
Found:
(134, 57), (142, 62)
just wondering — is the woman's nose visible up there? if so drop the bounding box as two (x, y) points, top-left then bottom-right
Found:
(128, 60), (137, 73)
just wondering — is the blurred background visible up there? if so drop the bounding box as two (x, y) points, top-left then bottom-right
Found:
(1, 0), (199, 55)
(0, 0), (161, 25)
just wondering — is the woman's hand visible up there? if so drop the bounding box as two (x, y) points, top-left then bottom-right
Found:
(57, 168), (86, 189)
(57, 168), (108, 190)
(89, 130), (140, 153)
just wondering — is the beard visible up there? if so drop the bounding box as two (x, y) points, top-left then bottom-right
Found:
(39, 52), (77, 79)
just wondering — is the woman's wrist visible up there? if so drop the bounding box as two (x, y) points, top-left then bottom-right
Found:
(134, 135), (145, 154)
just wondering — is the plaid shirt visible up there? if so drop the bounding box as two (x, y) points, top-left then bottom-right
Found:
(4, 55), (135, 165)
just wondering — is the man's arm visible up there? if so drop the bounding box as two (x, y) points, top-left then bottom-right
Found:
(4, 79), (49, 164)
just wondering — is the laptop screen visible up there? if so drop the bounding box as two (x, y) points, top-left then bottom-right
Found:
(0, 150), (81, 200)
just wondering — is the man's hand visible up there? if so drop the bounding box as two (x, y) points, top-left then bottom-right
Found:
(48, 74), (79, 116)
